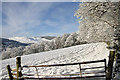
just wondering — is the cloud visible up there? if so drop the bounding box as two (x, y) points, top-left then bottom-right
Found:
(42, 33), (62, 36)
(2, 2), (79, 38)
(2, 2), (55, 38)
(42, 22), (79, 36)
(44, 20), (58, 27)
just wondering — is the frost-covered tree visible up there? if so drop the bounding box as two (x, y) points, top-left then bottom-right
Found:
(2, 46), (24, 59)
(60, 34), (70, 48)
(75, 2), (119, 43)
(37, 43), (45, 52)
(23, 44), (39, 55)
(1, 48), (11, 59)
(64, 32), (78, 47)
(44, 41), (52, 51)
(9, 46), (24, 58)
(49, 41), (55, 50)
(54, 36), (62, 49)
(75, 2), (120, 79)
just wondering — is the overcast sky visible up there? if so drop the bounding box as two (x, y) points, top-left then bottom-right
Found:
(2, 2), (79, 38)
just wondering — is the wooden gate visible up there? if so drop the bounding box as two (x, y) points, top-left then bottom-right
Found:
(7, 51), (115, 80)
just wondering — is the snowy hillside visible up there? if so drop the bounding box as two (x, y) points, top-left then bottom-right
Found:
(1, 42), (109, 79)
(1, 38), (28, 51)
(9, 37), (52, 43)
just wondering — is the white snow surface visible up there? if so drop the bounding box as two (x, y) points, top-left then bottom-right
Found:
(8, 37), (51, 43)
(1, 42), (109, 79)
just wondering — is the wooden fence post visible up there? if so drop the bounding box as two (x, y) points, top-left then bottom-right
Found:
(106, 51), (115, 80)
(16, 56), (23, 80)
(104, 59), (107, 74)
(79, 64), (82, 77)
(7, 65), (13, 80)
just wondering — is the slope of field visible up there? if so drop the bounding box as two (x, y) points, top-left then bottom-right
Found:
(1, 42), (109, 79)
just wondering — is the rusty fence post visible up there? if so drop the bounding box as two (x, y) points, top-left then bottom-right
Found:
(7, 65), (13, 80)
(16, 56), (23, 80)
(106, 51), (115, 80)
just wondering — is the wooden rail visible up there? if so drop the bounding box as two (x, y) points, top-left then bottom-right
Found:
(7, 58), (107, 80)
(7, 51), (115, 80)
(22, 75), (106, 79)
(23, 59), (106, 67)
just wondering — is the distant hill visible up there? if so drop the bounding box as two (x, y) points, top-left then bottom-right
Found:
(41, 36), (56, 40)
(8, 36), (55, 44)
(0, 38), (28, 51)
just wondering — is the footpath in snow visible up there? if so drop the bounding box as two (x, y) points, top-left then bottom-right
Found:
(1, 42), (109, 79)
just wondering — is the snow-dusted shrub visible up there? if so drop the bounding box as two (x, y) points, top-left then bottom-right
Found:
(23, 43), (40, 55)
(23, 41), (54, 55)
(60, 34), (70, 48)
(9, 46), (24, 57)
(44, 41), (53, 51)
(37, 43), (45, 52)
(53, 36), (62, 49)
(1, 48), (11, 59)
(49, 41), (55, 50)
(64, 32), (78, 47)
(1, 46), (24, 59)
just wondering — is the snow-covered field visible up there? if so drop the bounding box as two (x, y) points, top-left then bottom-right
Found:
(1, 42), (109, 79)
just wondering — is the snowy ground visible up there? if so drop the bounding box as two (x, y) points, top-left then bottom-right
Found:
(1, 42), (109, 80)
